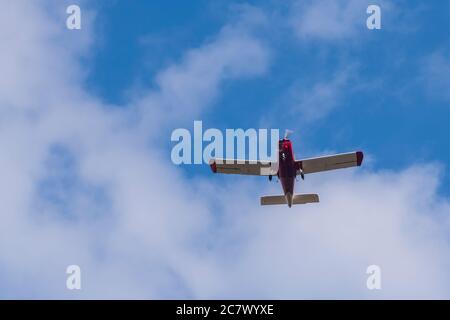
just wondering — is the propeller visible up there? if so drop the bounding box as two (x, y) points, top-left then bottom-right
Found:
(284, 129), (293, 140)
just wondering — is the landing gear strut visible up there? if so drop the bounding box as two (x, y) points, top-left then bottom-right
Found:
(269, 175), (272, 181)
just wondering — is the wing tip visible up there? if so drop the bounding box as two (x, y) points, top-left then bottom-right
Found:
(356, 151), (364, 166)
(209, 159), (217, 173)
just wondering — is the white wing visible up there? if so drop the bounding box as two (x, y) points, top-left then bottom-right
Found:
(296, 151), (363, 175)
(209, 159), (278, 176)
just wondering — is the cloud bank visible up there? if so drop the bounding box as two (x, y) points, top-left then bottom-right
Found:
(0, 0), (450, 299)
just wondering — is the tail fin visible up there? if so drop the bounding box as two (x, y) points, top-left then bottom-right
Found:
(260, 194), (319, 206)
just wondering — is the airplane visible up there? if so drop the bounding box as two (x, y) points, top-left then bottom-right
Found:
(209, 130), (363, 207)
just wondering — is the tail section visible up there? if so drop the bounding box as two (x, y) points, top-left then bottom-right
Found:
(260, 195), (286, 206)
(260, 194), (319, 206)
(293, 194), (319, 204)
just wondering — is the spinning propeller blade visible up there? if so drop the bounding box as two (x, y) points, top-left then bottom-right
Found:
(284, 129), (293, 140)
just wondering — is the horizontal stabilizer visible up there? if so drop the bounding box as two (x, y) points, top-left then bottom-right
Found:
(260, 195), (286, 206)
(260, 194), (319, 206)
(293, 194), (319, 204)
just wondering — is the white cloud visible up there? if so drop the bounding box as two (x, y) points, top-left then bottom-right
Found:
(225, 165), (450, 299)
(290, 0), (395, 41)
(1, 0), (450, 300)
(290, 0), (368, 40)
(286, 65), (355, 122)
(134, 6), (270, 134)
(0, 1), (269, 298)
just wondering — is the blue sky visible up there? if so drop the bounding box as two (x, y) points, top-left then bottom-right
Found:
(85, 1), (450, 194)
(2, 0), (450, 299)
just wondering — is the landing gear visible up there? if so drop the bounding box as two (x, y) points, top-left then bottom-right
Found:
(299, 169), (305, 180)
(269, 175), (272, 181)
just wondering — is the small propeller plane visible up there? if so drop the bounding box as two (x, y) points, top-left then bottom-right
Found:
(209, 130), (363, 207)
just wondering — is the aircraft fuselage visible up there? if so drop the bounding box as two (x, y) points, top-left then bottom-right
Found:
(277, 139), (297, 207)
